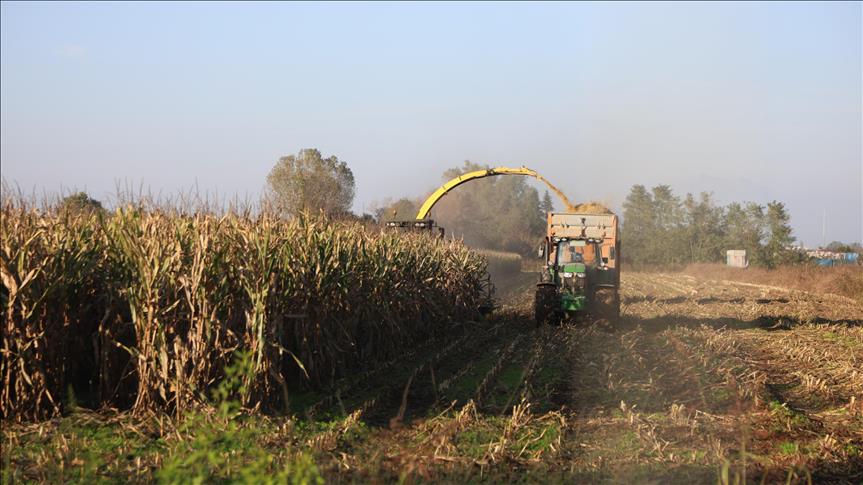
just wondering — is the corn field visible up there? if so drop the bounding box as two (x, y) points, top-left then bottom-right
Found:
(475, 249), (522, 278)
(0, 200), (489, 421)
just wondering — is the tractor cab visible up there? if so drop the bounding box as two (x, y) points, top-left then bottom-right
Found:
(554, 237), (601, 267)
(540, 237), (603, 314)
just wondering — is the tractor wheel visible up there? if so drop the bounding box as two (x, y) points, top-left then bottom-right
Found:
(534, 285), (560, 326)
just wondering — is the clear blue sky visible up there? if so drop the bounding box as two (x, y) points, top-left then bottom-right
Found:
(2, 1), (860, 245)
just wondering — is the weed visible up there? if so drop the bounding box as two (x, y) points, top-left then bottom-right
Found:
(777, 441), (799, 455)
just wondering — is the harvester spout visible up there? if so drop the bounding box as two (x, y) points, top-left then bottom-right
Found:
(414, 166), (576, 220)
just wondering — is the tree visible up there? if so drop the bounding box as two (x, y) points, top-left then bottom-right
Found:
(58, 192), (103, 213)
(621, 184), (685, 265)
(431, 161), (545, 255)
(724, 202), (769, 267)
(621, 185), (655, 265)
(826, 241), (861, 253)
(651, 185), (684, 264)
(621, 184), (800, 268)
(764, 201), (797, 267)
(266, 149), (355, 217)
(539, 190), (554, 214)
(682, 192), (725, 264)
(375, 198), (419, 222)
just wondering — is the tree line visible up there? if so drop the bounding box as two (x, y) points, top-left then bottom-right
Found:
(622, 184), (799, 268)
(51, 149), (834, 268)
(265, 152), (551, 254)
(375, 161), (554, 255)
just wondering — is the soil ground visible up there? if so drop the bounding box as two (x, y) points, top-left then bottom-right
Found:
(4, 270), (862, 484)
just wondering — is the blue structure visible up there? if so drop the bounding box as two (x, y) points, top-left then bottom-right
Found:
(812, 253), (859, 266)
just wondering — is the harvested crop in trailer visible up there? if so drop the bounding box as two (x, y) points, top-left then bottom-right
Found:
(570, 202), (613, 214)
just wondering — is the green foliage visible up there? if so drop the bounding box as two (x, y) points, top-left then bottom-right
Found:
(211, 351), (254, 418)
(621, 185), (655, 265)
(58, 192), (103, 213)
(432, 161), (546, 255)
(0, 411), (167, 484)
(266, 148), (355, 217)
(622, 185), (798, 267)
(826, 241), (862, 253)
(764, 201), (799, 267)
(622, 184), (687, 265)
(724, 201), (768, 266)
(540, 190), (555, 214)
(776, 441), (799, 455)
(682, 192), (725, 264)
(375, 197), (419, 221)
(158, 353), (324, 485)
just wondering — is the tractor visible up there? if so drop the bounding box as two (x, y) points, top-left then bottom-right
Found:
(380, 166), (605, 321)
(534, 212), (620, 325)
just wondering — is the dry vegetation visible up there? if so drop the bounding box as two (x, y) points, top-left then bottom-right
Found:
(570, 202), (613, 214)
(474, 249), (522, 289)
(0, 201), (489, 422)
(2, 215), (862, 483)
(684, 263), (863, 304)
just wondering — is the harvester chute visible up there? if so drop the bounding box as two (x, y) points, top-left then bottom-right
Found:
(414, 166), (576, 220)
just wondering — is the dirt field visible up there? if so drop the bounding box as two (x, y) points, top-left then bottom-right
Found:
(4, 270), (862, 484)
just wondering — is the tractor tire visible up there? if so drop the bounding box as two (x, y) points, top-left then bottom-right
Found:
(534, 285), (560, 326)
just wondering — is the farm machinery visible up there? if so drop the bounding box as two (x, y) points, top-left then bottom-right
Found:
(383, 166), (579, 316)
(384, 219), (445, 237)
(381, 165), (620, 323)
(534, 212), (620, 325)
(383, 166), (578, 237)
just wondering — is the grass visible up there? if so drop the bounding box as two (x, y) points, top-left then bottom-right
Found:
(2, 353), (328, 484)
(2, 409), (325, 485)
(454, 425), (500, 458)
(777, 441), (800, 455)
(446, 346), (502, 402)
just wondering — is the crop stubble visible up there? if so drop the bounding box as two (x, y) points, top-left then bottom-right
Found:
(2, 210), (862, 484)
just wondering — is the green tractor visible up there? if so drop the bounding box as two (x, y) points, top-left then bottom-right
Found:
(534, 213), (621, 325)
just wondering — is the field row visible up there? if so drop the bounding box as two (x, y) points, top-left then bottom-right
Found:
(3, 269), (862, 483)
(1, 206), (489, 420)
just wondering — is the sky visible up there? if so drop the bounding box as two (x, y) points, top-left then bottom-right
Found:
(1, 1), (861, 245)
